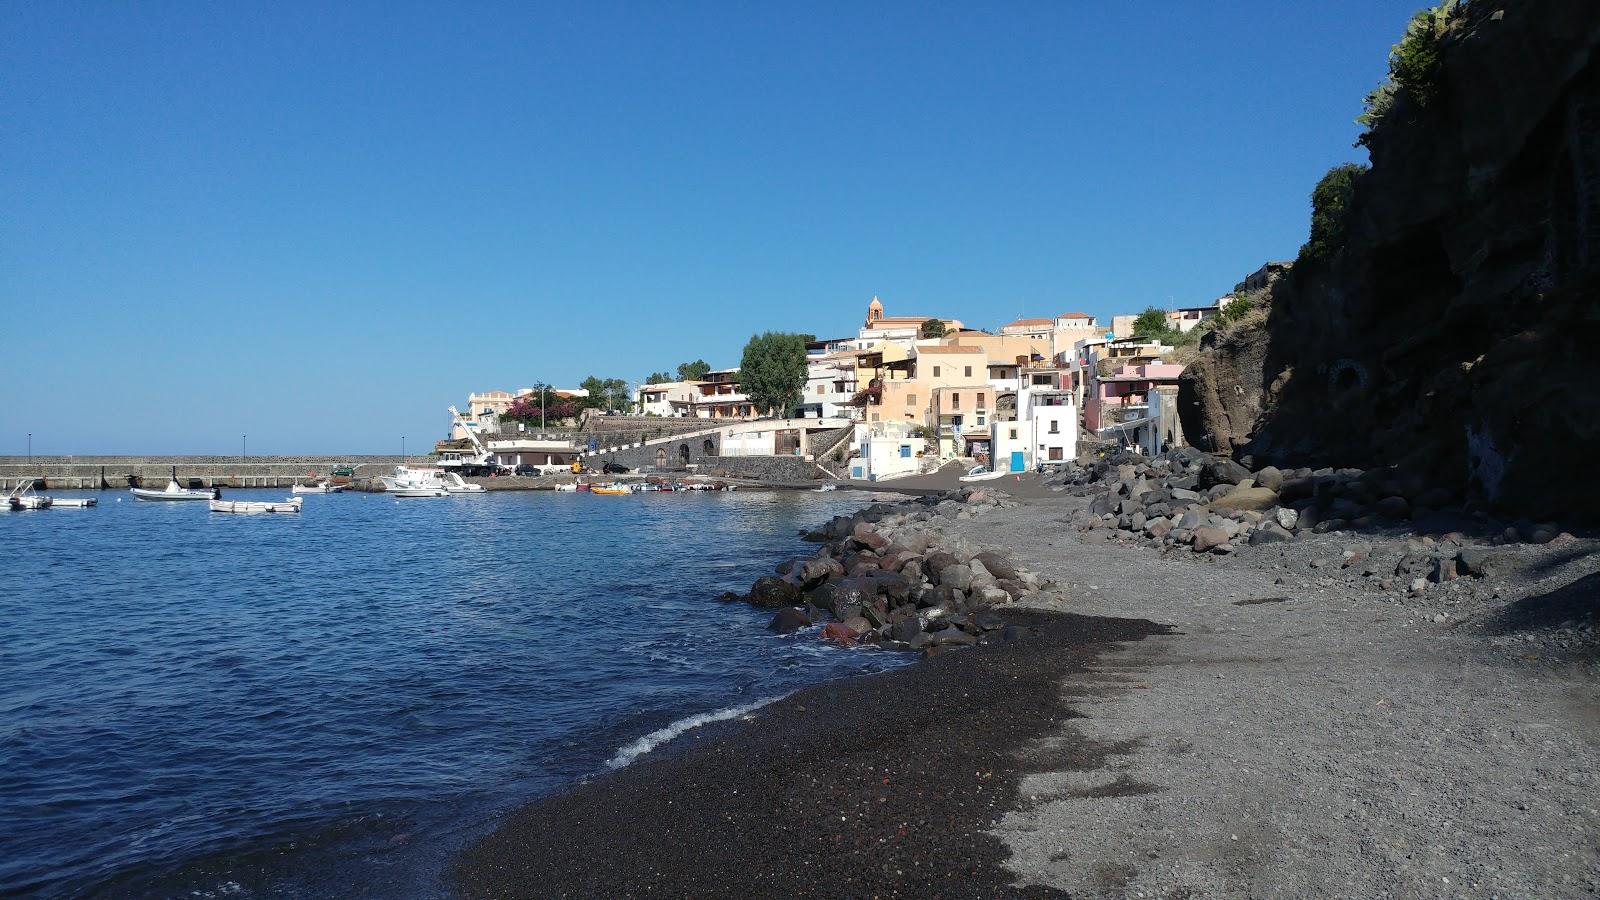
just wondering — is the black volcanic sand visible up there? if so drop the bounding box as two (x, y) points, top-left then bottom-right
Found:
(457, 609), (1171, 898)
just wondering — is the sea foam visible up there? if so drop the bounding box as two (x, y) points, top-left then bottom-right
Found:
(605, 695), (785, 769)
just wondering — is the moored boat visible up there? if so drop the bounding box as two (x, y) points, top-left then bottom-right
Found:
(590, 483), (631, 495)
(209, 497), (303, 514)
(291, 479), (344, 494)
(8, 481), (51, 510)
(440, 472), (487, 494)
(131, 469), (214, 501)
(380, 466), (450, 497)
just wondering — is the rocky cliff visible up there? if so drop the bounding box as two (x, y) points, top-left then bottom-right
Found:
(1179, 0), (1600, 523)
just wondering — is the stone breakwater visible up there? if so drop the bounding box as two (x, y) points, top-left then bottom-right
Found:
(1049, 445), (1578, 595)
(720, 489), (1055, 654)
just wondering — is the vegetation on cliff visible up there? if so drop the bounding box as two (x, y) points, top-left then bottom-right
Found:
(1356, 0), (1468, 145)
(1297, 163), (1368, 269)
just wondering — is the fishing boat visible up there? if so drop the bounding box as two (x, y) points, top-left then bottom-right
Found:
(131, 468), (214, 501)
(380, 466), (450, 498)
(210, 497), (303, 514)
(440, 472), (487, 494)
(590, 483), (631, 495)
(291, 479), (344, 494)
(7, 481), (51, 510)
(554, 483), (579, 492)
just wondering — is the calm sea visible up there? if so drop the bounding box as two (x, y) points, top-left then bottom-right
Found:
(0, 487), (894, 897)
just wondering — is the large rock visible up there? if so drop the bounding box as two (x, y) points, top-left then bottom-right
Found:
(1192, 525), (1231, 552)
(766, 607), (811, 634)
(1209, 486), (1280, 512)
(1197, 457), (1252, 489)
(939, 563), (974, 592)
(973, 551), (1019, 581)
(749, 576), (801, 608)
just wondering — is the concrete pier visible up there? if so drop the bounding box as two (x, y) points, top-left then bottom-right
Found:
(0, 455), (409, 490)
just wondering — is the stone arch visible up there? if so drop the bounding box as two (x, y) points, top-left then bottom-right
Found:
(702, 438), (717, 457)
(679, 443), (691, 467)
(655, 447), (668, 469)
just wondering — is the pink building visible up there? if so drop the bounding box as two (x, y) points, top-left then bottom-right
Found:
(1084, 363), (1184, 432)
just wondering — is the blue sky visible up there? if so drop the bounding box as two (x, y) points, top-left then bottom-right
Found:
(2, 1), (1417, 454)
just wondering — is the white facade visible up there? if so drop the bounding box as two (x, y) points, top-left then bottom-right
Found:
(1032, 402), (1077, 465)
(635, 381), (699, 417)
(990, 419), (1033, 473)
(850, 422), (921, 481)
(799, 355), (860, 419)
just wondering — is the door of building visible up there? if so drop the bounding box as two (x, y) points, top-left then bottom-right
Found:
(1010, 451), (1025, 472)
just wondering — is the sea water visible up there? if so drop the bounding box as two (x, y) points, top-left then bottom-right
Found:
(0, 488), (895, 897)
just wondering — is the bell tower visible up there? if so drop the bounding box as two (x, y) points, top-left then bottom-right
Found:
(865, 295), (884, 326)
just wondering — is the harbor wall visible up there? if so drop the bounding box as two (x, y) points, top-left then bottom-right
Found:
(0, 456), (408, 490)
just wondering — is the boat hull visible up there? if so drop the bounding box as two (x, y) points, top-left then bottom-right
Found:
(209, 498), (303, 514)
(131, 487), (212, 501)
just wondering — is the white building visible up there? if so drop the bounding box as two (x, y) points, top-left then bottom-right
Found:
(991, 392), (1076, 471)
(798, 339), (861, 420)
(635, 381), (700, 417)
(850, 421), (922, 481)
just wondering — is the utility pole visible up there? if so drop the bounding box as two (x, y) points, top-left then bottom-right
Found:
(242, 434), (247, 461)
(27, 433), (31, 463)
(541, 385), (547, 432)
(402, 436), (406, 462)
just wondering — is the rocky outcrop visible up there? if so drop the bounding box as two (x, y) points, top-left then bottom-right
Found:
(1179, 1), (1600, 523)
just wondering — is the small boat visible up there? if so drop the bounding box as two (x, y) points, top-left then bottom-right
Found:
(8, 481), (51, 510)
(440, 472), (486, 494)
(813, 483), (838, 492)
(554, 483), (579, 492)
(590, 484), (631, 495)
(291, 479), (344, 494)
(51, 498), (97, 508)
(380, 466), (450, 497)
(210, 497), (303, 514)
(132, 469), (214, 501)
(958, 466), (1009, 483)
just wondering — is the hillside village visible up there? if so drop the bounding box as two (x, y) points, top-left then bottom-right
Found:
(439, 266), (1282, 482)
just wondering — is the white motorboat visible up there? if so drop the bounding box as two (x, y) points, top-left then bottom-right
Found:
(210, 497), (303, 514)
(8, 481), (51, 510)
(291, 480), (344, 494)
(440, 472), (486, 494)
(380, 466), (450, 498)
(958, 466), (1009, 483)
(131, 469), (214, 501)
(51, 498), (97, 508)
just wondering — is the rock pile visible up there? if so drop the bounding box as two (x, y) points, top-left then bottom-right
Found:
(722, 489), (1052, 656)
(1049, 446), (1571, 561)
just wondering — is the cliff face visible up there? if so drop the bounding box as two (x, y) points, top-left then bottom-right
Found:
(1179, 1), (1600, 522)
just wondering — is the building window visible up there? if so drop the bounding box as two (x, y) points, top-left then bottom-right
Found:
(951, 393), (960, 409)
(1049, 420), (1059, 434)
(933, 366), (941, 377)
(977, 392), (986, 408)
(900, 445), (912, 458)
(1009, 428), (1018, 440)
(977, 414), (986, 426)
(817, 385), (825, 395)
(906, 394), (917, 406)
(964, 366), (972, 377)
(871, 413), (880, 422)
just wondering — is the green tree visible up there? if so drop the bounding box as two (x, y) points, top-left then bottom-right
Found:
(738, 332), (811, 416)
(676, 359), (711, 381)
(644, 372), (672, 384)
(1356, 1), (1463, 144)
(1300, 163), (1368, 267)
(1131, 307), (1170, 340)
(919, 318), (946, 339)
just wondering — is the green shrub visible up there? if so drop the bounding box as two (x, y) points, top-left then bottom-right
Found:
(1357, 1), (1466, 143)
(1298, 163), (1368, 267)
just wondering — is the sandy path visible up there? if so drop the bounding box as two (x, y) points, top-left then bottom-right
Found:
(951, 497), (1600, 898)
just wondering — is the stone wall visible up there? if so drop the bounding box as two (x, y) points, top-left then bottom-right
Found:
(0, 456), (407, 490)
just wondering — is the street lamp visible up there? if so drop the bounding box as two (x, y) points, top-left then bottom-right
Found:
(242, 434), (247, 460)
(27, 433), (31, 463)
(540, 385), (546, 432)
(401, 436), (406, 462)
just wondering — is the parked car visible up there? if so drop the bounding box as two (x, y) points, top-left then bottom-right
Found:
(602, 461), (630, 474)
(513, 464), (540, 476)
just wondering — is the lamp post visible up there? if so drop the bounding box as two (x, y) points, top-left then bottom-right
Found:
(242, 434), (247, 461)
(401, 436), (406, 462)
(27, 433), (31, 463)
(540, 385), (546, 432)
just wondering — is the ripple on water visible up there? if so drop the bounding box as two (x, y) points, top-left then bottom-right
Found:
(0, 489), (894, 896)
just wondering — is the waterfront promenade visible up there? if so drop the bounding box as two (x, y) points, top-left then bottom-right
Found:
(0, 456), (408, 490)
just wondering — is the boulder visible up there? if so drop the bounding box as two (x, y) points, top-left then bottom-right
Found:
(1274, 507), (1300, 530)
(1253, 465), (1284, 492)
(1249, 523), (1294, 544)
(766, 607), (811, 634)
(850, 523), (890, 552)
(1192, 525), (1231, 552)
(1457, 548), (1497, 578)
(749, 576), (801, 608)
(820, 622), (859, 645)
(973, 551), (1019, 581)
(930, 626), (978, 647)
(1198, 457), (1251, 488)
(1374, 496), (1411, 518)
(921, 551), (959, 578)
(940, 563), (974, 592)
(1209, 486), (1280, 512)
(806, 582), (841, 614)
(889, 617), (923, 643)
(841, 615), (872, 634)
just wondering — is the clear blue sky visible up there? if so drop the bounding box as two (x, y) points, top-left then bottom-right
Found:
(2, 1), (1418, 454)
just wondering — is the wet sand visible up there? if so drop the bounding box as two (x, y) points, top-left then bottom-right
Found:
(456, 609), (1168, 898)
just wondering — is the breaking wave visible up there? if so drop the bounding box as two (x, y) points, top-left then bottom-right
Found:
(606, 695), (786, 769)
